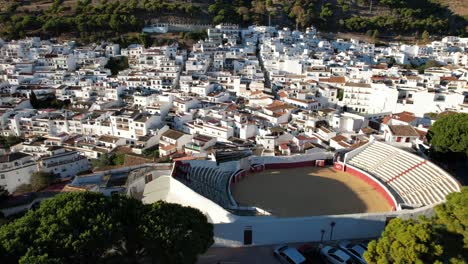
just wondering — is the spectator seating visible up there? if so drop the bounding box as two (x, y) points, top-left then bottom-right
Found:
(173, 163), (235, 208)
(347, 141), (460, 207)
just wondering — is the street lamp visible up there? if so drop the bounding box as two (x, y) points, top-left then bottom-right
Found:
(329, 222), (336, 241)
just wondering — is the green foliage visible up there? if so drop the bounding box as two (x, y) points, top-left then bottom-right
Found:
(435, 187), (468, 248)
(141, 202), (214, 263)
(14, 184), (32, 194)
(0, 136), (22, 149)
(105, 56), (129, 76)
(0, 186), (9, 203)
(337, 89), (344, 101)
(0, 192), (118, 263)
(112, 153), (126, 166)
(365, 187), (468, 264)
(415, 60), (443, 73)
(0, 192), (214, 264)
(421, 30), (430, 43)
(91, 153), (111, 168)
(0, 0), (466, 40)
(372, 29), (380, 43)
(388, 57), (397, 67)
(183, 30), (208, 41)
(138, 33), (151, 48)
(319, 4), (334, 20)
(364, 218), (445, 263)
(142, 148), (159, 159)
(427, 113), (468, 156)
(29, 91), (38, 108)
(29, 92), (70, 110)
(30, 171), (55, 192)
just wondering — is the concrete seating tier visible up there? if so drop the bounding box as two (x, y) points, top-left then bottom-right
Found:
(347, 141), (460, 207)
(175, 164), (235, 208)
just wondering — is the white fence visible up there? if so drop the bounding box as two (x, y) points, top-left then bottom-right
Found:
(213, 204), (437, 247)
(249, 152), (334, 165)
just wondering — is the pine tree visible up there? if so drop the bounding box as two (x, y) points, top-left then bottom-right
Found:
(29, 91), (38, 108)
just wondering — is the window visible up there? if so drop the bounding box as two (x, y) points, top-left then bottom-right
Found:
(330, 254), (343, 262)
(405, 137), (410, 143)
(0, 174), (4, 179)
(396, 137), (402, 142)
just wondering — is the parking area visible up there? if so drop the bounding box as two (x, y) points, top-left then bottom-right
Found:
(198, 239), (372, 264)
(197, 245), (279, 264)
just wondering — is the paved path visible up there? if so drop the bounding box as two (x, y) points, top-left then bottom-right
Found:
(197, 245), (280, 264)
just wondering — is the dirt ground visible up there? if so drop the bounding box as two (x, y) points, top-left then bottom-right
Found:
(232, 166), (391, 217)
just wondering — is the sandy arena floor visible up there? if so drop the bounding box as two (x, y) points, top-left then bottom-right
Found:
(232, 166), (392, 217)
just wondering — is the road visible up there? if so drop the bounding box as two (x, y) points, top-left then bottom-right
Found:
(197, 245), (280, 264)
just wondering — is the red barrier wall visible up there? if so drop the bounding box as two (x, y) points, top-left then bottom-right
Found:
(344, 165), (397, 210)
(264, 160), (315, 170)
(334, 162), (344, 171)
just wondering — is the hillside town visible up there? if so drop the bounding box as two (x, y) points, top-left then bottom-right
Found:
(0, 24), (467, 194)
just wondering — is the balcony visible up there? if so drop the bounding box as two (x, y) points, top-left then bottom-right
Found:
(44, 155), (86, 168)
(185, 143), (202, 151)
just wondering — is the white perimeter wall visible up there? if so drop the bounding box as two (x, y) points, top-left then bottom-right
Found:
(249, 152), (334, 165)
(213, 203), (438, 247)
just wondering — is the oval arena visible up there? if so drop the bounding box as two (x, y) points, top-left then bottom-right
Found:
(231, 166), (392, 217)
(142, 141), (460, 246)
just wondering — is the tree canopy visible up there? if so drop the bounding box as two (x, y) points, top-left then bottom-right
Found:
(364, 187), (468, 263)
(434, 187), (468, 248)
(427, 113), (468, 156)
(364, 218), (445, 263)
(30, 171), (55, 191)
(0, 0), (466, 42)
(0, 192), (214, 264)
(105, 56), (129, 76)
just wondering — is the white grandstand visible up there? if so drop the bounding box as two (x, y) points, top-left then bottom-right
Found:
(345, 141), (461, 207)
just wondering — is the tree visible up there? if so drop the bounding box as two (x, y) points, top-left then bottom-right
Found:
(105, 56), (129, 76)
(372, 29), (380, 43)
(91, 153), (111, 168)
(0, 136), (22, 149)
(290, 5), (306, 30)
(388, 57), (397, 67)
(0, 185), (9, 203)
(319, 4), (334, 21)
(427, 113), (468, 156)
(434, 187), (468, 248)
(139, 202), (214, 263)
(0, 192), (214, 264)
(365, 187), (468, 264)
(30, 171), (55, 191)
(421, 30), (430, 43)
(364, 218), (445, 263)
(0, 192), (117, 264)
(29, 91), (38, 108)
(138, 33), (151, 48)
(112, 153), (126, 166)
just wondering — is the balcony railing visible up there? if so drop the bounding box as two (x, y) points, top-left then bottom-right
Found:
(185, 143), (201, 151)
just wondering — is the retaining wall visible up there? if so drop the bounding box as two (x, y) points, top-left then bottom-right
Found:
(249, 152), (334, 169)
(213, 202), (437, 247)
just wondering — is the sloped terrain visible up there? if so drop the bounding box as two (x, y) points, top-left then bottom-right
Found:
(0, 0), (466, 42)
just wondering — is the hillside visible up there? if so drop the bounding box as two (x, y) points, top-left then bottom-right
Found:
(437, 0), (468, 18)
(0, 0), (466, 43)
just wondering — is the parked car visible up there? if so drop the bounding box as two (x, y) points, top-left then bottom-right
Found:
(274, 245), (307, 264)
(320, 246), (355, 264)
(298, 244), (323, 264)
(338, 241), (368, 264)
